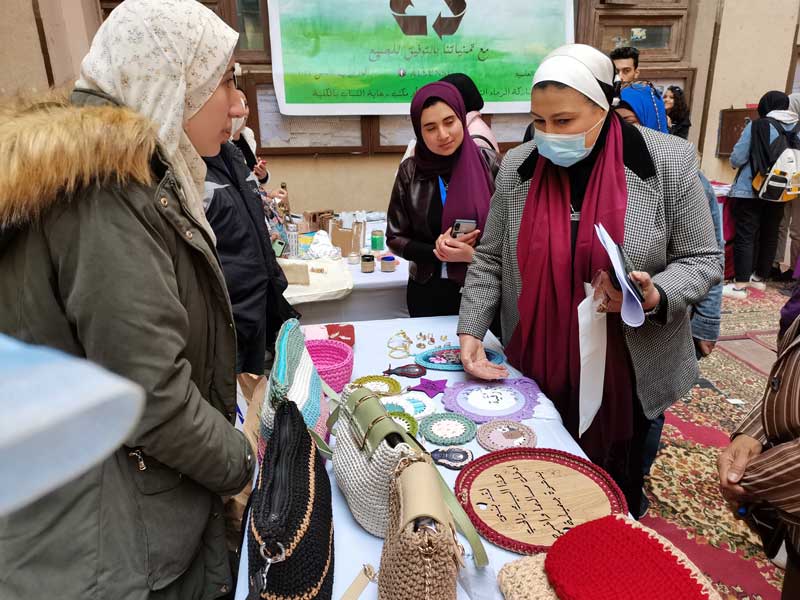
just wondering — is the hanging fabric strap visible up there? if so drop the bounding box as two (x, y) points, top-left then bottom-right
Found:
(438, 176), (448, 206)
(340, 564), (378, 600)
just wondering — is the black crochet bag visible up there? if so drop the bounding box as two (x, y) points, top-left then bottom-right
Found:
(247, 401), (334, 599)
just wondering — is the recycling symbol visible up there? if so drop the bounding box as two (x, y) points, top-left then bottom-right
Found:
(390, 0), (466, 38)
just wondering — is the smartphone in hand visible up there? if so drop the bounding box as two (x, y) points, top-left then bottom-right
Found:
(451, 219), (478, 239)
(608, 244), (645, 303)
(272, 238), (286, 257)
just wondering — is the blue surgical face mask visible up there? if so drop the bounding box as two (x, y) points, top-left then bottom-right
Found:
(535, 115), (606, 168)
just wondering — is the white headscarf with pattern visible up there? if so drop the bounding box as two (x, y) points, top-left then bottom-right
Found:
(76, 0), (239, 241)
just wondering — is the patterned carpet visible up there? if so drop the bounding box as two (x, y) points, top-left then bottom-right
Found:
(640, 285), (786, 599)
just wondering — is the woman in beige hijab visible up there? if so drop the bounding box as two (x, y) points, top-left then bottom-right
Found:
(0, 0), (254, 598)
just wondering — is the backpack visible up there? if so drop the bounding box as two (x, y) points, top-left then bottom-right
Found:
(752, 120), (800, 202)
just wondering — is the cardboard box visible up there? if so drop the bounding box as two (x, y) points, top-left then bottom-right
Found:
(298, 210), (334, 234)
(330, 219), (366, 256)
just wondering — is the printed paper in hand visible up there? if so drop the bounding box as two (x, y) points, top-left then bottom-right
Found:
(594, 223), (645, 327)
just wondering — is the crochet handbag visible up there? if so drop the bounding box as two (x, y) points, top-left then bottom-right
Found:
(329, 385), (487, 566)
(378, 456), (463, 600)
(258, 318), (330, 459)
(247, 400), (334, 600)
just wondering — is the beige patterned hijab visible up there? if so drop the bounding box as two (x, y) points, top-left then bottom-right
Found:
(76, 0), (239, 241)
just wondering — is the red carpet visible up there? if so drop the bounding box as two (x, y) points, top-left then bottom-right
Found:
(643, 288), (787, 599)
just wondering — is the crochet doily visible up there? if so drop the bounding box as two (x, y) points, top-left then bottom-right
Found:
(388, 411), (419, 437)
(476, 420), (537, 452)
(443, 378), (541, 423)
(419, 413), (477, 446)
(380, 390), (437, 419)
(352, 375), (402, 396)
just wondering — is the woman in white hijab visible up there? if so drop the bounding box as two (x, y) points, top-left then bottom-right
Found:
(0, 0), (254, 597)
(457, 44), (722, 518)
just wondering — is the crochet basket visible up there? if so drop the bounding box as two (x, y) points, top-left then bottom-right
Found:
(305, 339), (354, 394)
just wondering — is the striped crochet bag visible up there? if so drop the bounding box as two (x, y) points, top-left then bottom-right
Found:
(258, 319), (330, 460)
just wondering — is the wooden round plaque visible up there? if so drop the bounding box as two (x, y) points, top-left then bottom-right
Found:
(455, 448), (628, 554)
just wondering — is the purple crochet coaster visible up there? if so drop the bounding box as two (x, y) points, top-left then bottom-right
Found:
(442, 378), (541, 424)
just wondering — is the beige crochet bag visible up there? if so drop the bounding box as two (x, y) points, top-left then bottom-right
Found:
(378, 457), (463, 600)
(330, 385), (419, 537)
(330, 385), (488, 567)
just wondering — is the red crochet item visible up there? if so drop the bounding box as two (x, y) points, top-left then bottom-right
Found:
(545, 515), (716, 600)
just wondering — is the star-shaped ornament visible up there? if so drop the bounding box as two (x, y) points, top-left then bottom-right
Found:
(409, 378), (448, 398)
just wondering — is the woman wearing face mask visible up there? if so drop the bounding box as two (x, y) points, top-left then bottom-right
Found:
(457, 44), (722, 516)
(0, 1), (254, 597)
(386, 81), (500, 317)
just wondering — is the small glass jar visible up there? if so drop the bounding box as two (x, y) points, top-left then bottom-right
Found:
(381, 256), (396, 272)
(361, 254), (375, 273)
(371, 230), (385, 252)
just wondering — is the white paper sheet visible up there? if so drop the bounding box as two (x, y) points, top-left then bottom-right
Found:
(578, 282), (607, 437)
(594, 223), (645, 327)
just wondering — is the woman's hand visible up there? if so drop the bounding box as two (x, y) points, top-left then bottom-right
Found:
(459, 334), (509, 380)
(434, 228), (481, 263)
(266, 187), (288, 202)
(629, 271), (661, 311)
(591, 270), (623, 313)
(592, 269), (661, 313)
(717, 435), (763, 505)
(253, 159), (268, 181)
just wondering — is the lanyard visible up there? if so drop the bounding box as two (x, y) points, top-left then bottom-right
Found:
(438, 176), (448, 207)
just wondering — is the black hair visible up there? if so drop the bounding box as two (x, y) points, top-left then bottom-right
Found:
(440, 73), (484, 112)
(532, 80), (614, 108)
(422, 96), (445, 110)
(610, 46), (639, 69)
(665, 85), (689, 122)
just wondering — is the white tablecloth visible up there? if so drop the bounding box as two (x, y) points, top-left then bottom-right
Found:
(293, 258), (410, 325)
(236, 316), (584, 599)
(278, 258), (354, 305)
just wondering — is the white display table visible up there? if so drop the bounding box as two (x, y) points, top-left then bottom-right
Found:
(291, 257), (410, 325)
(236, 316), (583, 599)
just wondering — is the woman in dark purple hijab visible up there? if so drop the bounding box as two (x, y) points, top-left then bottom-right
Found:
(386, 81), (500, 317)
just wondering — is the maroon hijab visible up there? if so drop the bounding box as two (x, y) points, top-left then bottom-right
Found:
(505, 115), (634, 461)
(410, 82), (495, 284)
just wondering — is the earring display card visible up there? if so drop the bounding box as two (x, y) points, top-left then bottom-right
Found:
(442, 378), (541, 424)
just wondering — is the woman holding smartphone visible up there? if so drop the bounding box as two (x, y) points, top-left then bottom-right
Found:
(386, 81), (500, 317)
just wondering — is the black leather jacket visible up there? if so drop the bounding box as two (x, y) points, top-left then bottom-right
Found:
(386, 147), (501, 284)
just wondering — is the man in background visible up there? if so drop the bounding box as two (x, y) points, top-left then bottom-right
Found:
(610, 46), (640, 83)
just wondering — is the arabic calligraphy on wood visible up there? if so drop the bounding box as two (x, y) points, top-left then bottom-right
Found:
(455, 448), (628, 554)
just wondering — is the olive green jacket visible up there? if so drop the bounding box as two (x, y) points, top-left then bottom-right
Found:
(0, 90), (254, 599)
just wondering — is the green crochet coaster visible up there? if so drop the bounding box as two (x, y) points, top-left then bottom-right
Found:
(419, 413), (477, 446)
(389, 411), (419, 437)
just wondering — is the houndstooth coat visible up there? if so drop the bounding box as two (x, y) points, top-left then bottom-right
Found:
(457, 122), (723, 420)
